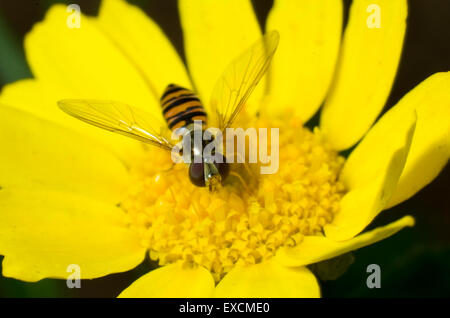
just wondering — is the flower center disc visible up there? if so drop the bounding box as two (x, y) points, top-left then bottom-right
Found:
(121, 115), (346, 282)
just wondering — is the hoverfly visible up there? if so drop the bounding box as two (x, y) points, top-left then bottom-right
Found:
(58, 31), (279, 191)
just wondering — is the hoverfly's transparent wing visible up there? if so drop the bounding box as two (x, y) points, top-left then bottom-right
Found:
(58, 99), (176, 151)
(210, 30), (279, 131)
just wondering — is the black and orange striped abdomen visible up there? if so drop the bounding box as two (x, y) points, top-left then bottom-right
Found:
(160, 84), (207, 130)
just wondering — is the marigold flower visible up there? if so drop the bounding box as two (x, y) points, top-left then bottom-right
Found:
(0, 0), (448, 297)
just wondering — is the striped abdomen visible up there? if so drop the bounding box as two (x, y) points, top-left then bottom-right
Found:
(160, 84), (207, 130)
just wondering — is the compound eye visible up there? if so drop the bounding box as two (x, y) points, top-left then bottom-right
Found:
(214, 155), (229, 181)
(189, 162), (206, 187)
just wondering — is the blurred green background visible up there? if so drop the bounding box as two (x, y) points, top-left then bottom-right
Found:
(0, 0), (449, 297)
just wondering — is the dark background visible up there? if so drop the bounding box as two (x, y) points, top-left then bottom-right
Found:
(0, 0), (448, 297)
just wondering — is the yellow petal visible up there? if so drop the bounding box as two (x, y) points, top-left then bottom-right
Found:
(119, 263), (215, 298)
(0, 79), (66, 121)
(0, 79), (142, 162)
(179, 0), (262, 113)
(214, 260), (320, 298)
(276, 216), (414, 267)
(98, 0), (192, 100)
(325, 104), (416, 240)
(265, 0), (343, 121)
(0, 105), (129, 204)
(25, 5), (156, 113)
(0, 188), (145, 282)
(320, 0), (408, 150)
(386, 72), (450, 208)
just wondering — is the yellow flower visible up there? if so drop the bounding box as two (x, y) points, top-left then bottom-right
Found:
(0, 0), (448, 297)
